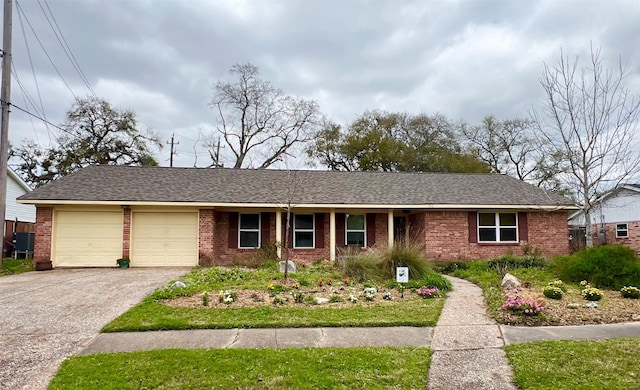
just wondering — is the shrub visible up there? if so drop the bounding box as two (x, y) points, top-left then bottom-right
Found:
(487, 254), (546, 272)
(340, 252), (384, 282)
(329, 295), (343, 303)
(547, 279), (567, 292)
(543, 286), (564, 300)
(378, 242), (432, 280)
(620, 286), (640, 299)
(580, 281), (603, 301)
(405, 272), (452, 292)
(436, 261), (469, 273)
(363, 287), (377, 301)
(551, 245), (640, 289)
(218, 290), (236, 304)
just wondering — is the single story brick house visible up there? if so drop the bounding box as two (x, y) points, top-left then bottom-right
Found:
(17, 165), (578, 269)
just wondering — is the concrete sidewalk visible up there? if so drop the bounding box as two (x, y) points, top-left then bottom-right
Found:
(81, 326), (432, 354)
(502, 322), (640, 345)
(427, 276), (517, 390)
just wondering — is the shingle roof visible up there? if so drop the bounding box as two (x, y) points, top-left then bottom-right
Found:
(18, 165), (576, 208)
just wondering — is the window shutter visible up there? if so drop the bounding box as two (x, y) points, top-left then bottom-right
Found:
(518, 212), (528, 241)
(468, 212), (477, 243)
(228, 212), (238, 248)
(261, 212), (271, 247)
(366, 213), (376, 247)
(315, 213), (325, 248)
(336, 213), (345, 247)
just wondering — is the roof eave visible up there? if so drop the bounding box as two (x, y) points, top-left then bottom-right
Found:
(17, 199), (579, 211)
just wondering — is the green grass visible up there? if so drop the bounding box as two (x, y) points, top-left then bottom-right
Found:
(102, 298), (444, 332)
(49, 347), (433, 389)
(0, 257), (33, 276)
(506, 338), (640, 390)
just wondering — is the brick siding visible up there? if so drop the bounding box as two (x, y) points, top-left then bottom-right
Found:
(420, 210), (569, 261)
(33, 207), (52, 264)
(122, 208), (131, 258)
(591, 221), (640, 255)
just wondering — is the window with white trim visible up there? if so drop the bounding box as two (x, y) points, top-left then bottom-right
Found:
(616, 223), (629, 238)
(239, 213), (260, 248)
(478, 212), (518, 243)
(346, 214), (366, 247)
(294, 214), (314, 248)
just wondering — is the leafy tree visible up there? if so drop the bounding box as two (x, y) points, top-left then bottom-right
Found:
(461, 115), (569, 193)
(533, 46), (640, 247)
(10, 97), (161, 187)
(307, 111), (490, 173)
(207, 63), (322, 168)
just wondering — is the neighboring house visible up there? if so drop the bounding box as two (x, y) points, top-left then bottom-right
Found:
(4, 169), (36, 256)
(17, 165), (577, 270)
(568, 184), (640, 254)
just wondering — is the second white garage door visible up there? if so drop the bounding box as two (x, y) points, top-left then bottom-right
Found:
(131, 211), (199, 266)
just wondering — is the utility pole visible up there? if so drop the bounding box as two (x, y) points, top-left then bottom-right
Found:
(0, 0), (12, 266)
(166, 133), (179, 167)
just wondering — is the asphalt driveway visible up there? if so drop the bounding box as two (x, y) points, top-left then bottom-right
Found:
(0, 267), (189, 390)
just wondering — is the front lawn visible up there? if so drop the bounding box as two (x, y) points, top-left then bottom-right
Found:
(506, 338), (640, 390)
(49, 347), (433, 389)
(0, 257), (33, 276)
(103, 264), (448, 332)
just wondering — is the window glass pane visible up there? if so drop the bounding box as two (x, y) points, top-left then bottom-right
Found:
(295, 214), (314, 230)
(295, 232), (314, 248)
(617, 224), (627, 230)
(618, 231), (628, 237)
(499, 213), (517, 226)
(500, 228), (517, 242)
(479, 228), (496, 242)
(346, 232), (365, 246)
(239, 231), (259, 248)
(240, 214), (259, 229)
(478, 213), (495, 226)
(346, 215), (365, 230)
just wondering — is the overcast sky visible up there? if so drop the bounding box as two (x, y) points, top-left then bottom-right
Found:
(6, 0), (640, 169)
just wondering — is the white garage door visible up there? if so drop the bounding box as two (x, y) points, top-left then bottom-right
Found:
(53, 210), (123, 267)
(131, 212), (198, 266)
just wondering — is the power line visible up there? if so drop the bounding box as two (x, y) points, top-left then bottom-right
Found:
(6, 101), (69, 134)
(11, 60), (57, 142)
(14, 0), (78, 99)
(15, 1), (52, 136)
(38, 0), (96, 97)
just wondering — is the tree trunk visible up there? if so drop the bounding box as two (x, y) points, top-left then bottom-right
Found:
(584, 208), (593, 248)
(284, 208), (291, 280)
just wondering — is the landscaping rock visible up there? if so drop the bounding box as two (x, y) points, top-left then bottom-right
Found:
(501, 273), (521, 289)
(632, 314), (640, 321)
(584, 302), (598, 309)
(279, 260), (297, 273)
(314, 297), (329, 305)
(171, 281), (187, 289)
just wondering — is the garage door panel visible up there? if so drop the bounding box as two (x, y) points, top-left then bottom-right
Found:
(54, 211), (122, 267)
(131, 212), (198, 267)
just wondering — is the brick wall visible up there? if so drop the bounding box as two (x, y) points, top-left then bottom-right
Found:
(527, 211), (570, 258)
(198, 209), (215, 266)
(122, 208), (131, 258)
(591, 221), (640, 255)
(33, 207), (52, 265)
(373, 213), (389, 249)
(422, 210), (569, 261)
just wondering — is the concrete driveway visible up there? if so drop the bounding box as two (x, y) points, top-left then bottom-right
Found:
(0, 268), (189, 390)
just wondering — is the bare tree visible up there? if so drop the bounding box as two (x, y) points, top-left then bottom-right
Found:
(461, 116), (568, 193)
(207, 63), (321, 169)
(533, 46), (640, 247)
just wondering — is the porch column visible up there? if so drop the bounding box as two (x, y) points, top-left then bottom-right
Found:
(388, 210), (394, 248)
(329, 209), (336, 262)
(275, 209), (282, 259)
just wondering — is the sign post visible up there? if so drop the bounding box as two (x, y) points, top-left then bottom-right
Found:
(396, 266), (409, 298)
